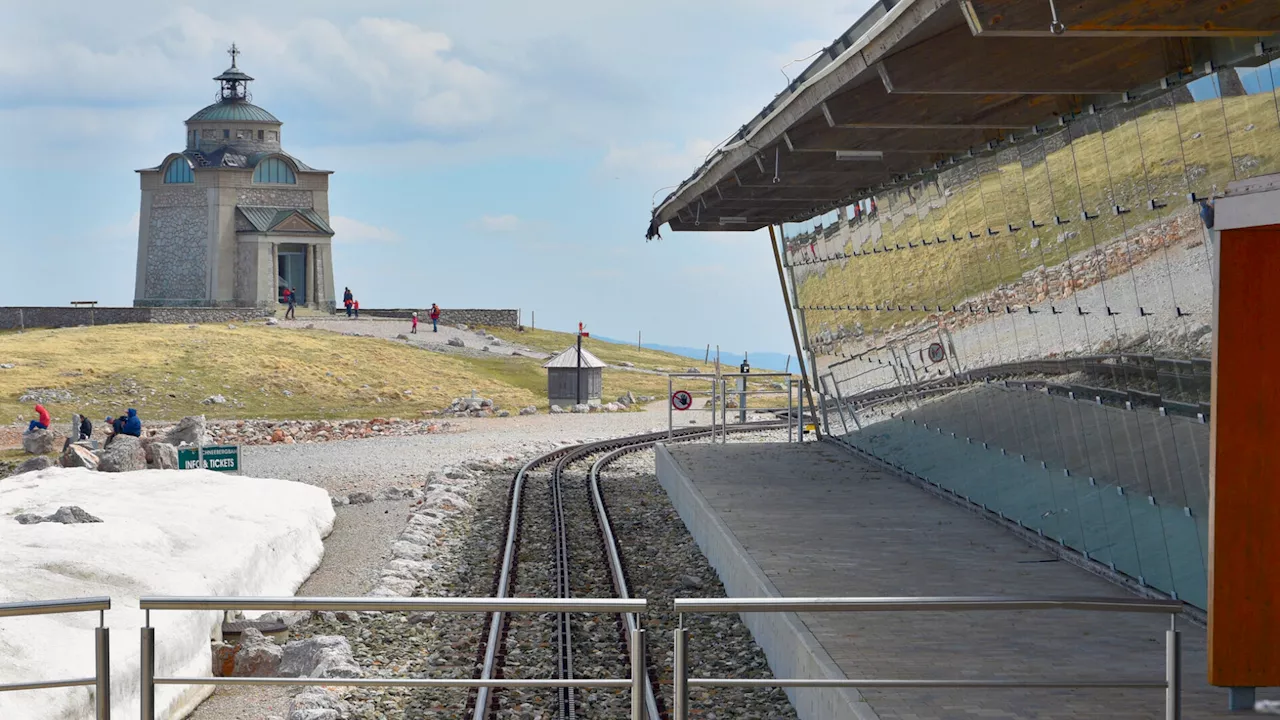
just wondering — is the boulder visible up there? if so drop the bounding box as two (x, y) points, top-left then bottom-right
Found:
(232, 627), (282, 677)
(348, 492), (374, 505)
(266, 317), (280, 326)
(202, 395), (227, 405)
(455, 324), (468, 330)
(212, 642), (238, 677)
(572, 404), (590, 414)
(496, 410), (510, 417)
(549, 405), (565, 414)
(619, 361), (635, 367)
(148, 442), (179, 470)
(22, 429), (56, 455)
(163, 416), (209, 447)
(288, 688), (350, 720)
(47, 506), (103, 524)
(279, 635), (363, 678)
(99, 436), (147, 473)
(12, 456), (54, 476)
(447, 337), (466, 348)
(519, 406), (538, 416)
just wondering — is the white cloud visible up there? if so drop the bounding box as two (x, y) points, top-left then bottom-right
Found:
(477, 214), (522, 232)
(330, 215), (402, 244)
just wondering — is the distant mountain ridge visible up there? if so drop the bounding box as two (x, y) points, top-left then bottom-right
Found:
(595, 337), (794, 373)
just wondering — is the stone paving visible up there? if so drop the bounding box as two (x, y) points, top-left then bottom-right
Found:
(667, 441), (1276, 719)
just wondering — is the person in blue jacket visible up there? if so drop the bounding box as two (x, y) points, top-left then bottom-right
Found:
(120, 408), (142, 437)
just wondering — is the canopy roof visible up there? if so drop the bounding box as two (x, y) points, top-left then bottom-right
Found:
(647, 0), (1280, 238)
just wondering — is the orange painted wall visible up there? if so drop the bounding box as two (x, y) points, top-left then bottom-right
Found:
(1209, 224), (1280, 686)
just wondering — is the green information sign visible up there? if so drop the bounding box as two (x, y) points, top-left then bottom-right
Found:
(178, 445), (241, 473)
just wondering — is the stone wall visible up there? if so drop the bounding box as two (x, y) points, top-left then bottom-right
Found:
(237, 188), (311, 208)
(0, 307), (272, 330)
(359, 308), (521, 328)
(145, 188), (208, 302)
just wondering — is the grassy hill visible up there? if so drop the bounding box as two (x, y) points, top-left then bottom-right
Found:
(0, 323), (756, 426)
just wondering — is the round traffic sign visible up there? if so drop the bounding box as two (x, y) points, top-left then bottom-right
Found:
(927, 342), (946, 363)
(671, 390), (694, 411)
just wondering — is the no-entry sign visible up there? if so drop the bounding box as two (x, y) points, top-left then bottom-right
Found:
(927, 342), (946, 363)
(671, 390), (694, 411)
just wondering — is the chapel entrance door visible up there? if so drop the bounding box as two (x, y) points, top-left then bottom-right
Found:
(277, 246), (307, 304)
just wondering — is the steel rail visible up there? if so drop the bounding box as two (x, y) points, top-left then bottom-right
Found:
(472, 422), (788, 720)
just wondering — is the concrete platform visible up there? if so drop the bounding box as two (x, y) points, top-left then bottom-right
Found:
(656, 441), (1271, 720)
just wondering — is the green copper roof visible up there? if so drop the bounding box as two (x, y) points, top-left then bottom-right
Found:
(188, 101), (279, 123)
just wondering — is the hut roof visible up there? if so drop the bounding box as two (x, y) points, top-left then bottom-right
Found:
(542, 346), (607, 369)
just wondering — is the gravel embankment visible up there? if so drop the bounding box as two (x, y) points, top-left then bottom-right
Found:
(189, 422), (804, 720)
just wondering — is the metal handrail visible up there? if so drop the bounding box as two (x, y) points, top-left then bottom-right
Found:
(0, 596), (112, 719)
(713, 374), (797, 442)
(670, 595), (1183, 720)
(138, 596), (649, 720)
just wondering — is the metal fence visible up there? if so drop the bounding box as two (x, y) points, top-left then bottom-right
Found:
(670, 595), (1184, 720)
(137, 596), (648, 720)
(0, 596), (112, 719)
(667, 372), (804, 442)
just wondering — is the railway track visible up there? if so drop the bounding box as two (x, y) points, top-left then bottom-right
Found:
(468, 422), (786, 720)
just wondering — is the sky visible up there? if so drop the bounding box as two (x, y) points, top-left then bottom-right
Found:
(0, 0), (876, 354)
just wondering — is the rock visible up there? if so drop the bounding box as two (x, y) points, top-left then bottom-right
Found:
(212, 641), (238, 677)
(348, 492), (375, 505)
(47, 506), (103, 524)
(617, 394), (632, 407)
(678, 574), (704, 590)
(279, 635), (362, 678)
(0, 363), (14, 369)
(288, 688), (351, 720)
(686, 367), (700, 373)
(272, 429), (286, 443)
(604, 402), (623, 412)
(163, 416), (209, 447)
(1189, 324), (1212, 342)
(619, 361), (634, 367)
(60, 444), (99, 470)
(572, 404), (590, 414)
(330, 495), (349, 507)
(266, 317), (280, 326)
(481, 346), (490, 352)
(232, 628), (282, 677)
(549, 405), (565, 414)
(203, 394), (227, 405)
(15, 514), (44, 525)
(447, 338), (465, 348)
(519, 406), (538, 416)
(227, 324), (238, 330)
(497, 410), (510, 417)
(148, 442), (178, 470)
(381, 487), (404, 500)
(12, 456), (54, 476)
(282, 389), (294, 397)
(455, 324), (468, 330)
(22, 429), (56, 455)
(99, 436), (147, 473)
(396, 334), (410, 340)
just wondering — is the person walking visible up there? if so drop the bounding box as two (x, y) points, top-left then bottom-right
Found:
(285, 287), (297, 320)
(430, 303), (441, 332)
(26, 403), (51, 433)
(411, 312), (419, 334)
(343, 287), (354, 318)
(353, 299), (360, 319)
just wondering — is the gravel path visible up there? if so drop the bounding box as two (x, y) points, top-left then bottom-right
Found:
(276, 316), (551, 361)
(188, 420), (804, 720)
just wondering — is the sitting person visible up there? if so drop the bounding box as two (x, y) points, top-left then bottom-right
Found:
(120, 408), (142, 437)
(79, 413), (92, 440)
(26, 403), (51, 433)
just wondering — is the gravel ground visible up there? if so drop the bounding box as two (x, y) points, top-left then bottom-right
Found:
(277, 316), (551, 361)
(189, 419), (803, 720)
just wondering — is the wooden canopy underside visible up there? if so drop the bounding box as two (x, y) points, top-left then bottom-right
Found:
(653, 0), (1280, 235)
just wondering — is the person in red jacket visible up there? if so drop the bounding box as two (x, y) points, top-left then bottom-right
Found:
(429, 303), (441, 332)
(27, 403), (51, 433)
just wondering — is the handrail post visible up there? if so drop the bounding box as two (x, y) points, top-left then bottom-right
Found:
(140, 625), (155, 720)
(673, 626), (689, 720)
(94, 626), (110, 719)
(631, 628), (646, 720)
(1166, 615), (1181, 720)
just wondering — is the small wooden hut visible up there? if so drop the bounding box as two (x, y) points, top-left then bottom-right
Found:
(543, 346), (605, 407)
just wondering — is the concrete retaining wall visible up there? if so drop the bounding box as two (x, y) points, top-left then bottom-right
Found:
(654, 444), (878, 720)
(0, 306), (272, 330)
(357, 308), (520, 328)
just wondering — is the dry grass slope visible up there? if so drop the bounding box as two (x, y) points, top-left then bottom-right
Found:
(0, 324), (740, 424)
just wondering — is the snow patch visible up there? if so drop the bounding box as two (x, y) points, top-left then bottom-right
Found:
(0, 467), (334, 720)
